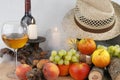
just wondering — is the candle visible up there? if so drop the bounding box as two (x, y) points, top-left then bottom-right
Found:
(47, 27), (61, 50)
(52, 27), (61, 50)
(28, 24), (38, 39)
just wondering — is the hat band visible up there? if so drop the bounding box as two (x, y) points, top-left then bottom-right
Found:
(74, 16), (115, 33)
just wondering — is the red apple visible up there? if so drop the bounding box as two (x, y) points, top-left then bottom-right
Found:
(42, 62), (60, 80)
(77, 38), (96, 55)
(58, 64), (69, 76)
(69, 63), (90, 80)
(16, 64), (32, 80)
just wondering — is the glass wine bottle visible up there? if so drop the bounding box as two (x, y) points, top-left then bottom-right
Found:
(21, 0), (35, 27)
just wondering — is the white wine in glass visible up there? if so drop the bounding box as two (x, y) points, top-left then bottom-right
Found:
(1, 21), (28, 79)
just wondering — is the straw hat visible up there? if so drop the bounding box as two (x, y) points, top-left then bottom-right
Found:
(62, 0), (120, 40)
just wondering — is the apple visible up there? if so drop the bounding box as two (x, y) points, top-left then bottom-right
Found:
(69, 63), (90, 80)
(42, 62), (60, 80)
(16, 64), (32, 80)
(92, 48), (110, 68)
(58, 64), (69, 76)
(77, 38), (96, 55)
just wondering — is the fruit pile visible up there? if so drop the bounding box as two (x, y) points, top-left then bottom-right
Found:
(1, 38), (120, 80)
(49, 49), (82, 77)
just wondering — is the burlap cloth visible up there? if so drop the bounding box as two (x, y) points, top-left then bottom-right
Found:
(0, 62), (16, 80)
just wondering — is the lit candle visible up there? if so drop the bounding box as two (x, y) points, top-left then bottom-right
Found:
(51, 27), (61, 50)
(28, 24), (38, 39)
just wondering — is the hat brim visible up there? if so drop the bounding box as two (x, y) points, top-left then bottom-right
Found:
(62, 1), (120, 41)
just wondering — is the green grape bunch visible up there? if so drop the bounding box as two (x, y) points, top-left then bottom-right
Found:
(107, 45), (120, 58)
(49, 49), (80, 65)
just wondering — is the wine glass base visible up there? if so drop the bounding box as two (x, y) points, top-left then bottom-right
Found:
(7, 71), (19, 80)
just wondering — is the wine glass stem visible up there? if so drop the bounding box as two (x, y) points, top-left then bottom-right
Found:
(14, 49), (17, 71)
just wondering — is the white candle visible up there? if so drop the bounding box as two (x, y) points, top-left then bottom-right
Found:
(51, 27), (61, 50)
(28, 24), (38, 39)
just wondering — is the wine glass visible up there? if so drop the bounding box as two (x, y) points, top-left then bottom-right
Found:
(1, 21), (28, 79)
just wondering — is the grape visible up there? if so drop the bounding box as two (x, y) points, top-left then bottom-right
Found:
(63, 50), (67, 56)
(115, 46), (120, 56)
(51, 50), (57, 57)
(65, 55), (72, 61)
(64, 60), (70, 65)
(75, 53), (80, 59)
(71, 56), (79, 63)
(49, 56), (54, 62)
(107, 46), (115, 54)
(58, 49), (66, 57)
(115, 45), (120, 48)
(114, 49), (119, 56)
(54, 55), (61, 62)
(58, 59), (64, 65)
(69, 48), (76, 55)
(58, 52), (64, 57)
(97, 45), (107, 50)
(67, 51), (73, 56)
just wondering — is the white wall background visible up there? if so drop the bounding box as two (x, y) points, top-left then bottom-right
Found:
(0, 0), (76, 35)
(0, 0), (76, 49)
(0, 0), (119, 49)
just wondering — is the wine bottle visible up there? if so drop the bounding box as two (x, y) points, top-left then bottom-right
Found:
(21, 0), (35, 27)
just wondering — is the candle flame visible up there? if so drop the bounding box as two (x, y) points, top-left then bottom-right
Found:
(54, 27), (58, 32)
(31, 19), (34, 23)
